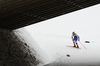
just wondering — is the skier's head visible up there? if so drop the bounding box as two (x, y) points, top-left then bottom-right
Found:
(72, 32), (75, 34)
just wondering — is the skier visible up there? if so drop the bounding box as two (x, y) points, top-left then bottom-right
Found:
(71, 32), (80, 48)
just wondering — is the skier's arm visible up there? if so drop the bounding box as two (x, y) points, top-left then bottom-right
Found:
(71, 36), (74, 41)
(78, 36), (80, 41)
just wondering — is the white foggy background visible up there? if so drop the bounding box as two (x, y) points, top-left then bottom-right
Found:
(24, 4), (100, 65)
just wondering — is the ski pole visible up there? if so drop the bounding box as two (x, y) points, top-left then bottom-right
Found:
(79, 41), (87, 50)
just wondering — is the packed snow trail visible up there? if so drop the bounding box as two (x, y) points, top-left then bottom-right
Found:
(31, 34), (100, 66)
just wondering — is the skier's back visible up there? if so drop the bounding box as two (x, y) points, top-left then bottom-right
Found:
(71, 32), (80, 48)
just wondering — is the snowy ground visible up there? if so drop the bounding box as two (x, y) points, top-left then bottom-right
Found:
(23, 4), (100, 66)
(26, 33), (100, 66)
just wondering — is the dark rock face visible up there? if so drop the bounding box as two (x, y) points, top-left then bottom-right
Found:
(0, 29), (39, 66)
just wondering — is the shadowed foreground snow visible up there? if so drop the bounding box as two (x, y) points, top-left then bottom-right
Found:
(14, 28), (51, 66)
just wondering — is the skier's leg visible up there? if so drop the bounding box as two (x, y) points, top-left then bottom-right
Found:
(76, 41), (79, 48)
(73, 40), (76, 47)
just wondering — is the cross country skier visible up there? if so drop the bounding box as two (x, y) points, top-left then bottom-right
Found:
(71, 32), (80, 48)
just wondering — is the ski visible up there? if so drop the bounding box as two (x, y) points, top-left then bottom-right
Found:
(66, 45), (81, 49)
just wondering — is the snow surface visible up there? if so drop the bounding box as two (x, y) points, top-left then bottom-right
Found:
(21, 4), (100, 66)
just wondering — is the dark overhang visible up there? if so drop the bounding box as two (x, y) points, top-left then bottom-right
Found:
(0, 0), (100, 30)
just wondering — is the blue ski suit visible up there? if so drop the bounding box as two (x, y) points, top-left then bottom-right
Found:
(71, 34), (79, 45)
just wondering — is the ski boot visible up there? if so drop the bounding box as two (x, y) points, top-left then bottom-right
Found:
(76, 44), (79, 48)
(73, 42), (76, 47)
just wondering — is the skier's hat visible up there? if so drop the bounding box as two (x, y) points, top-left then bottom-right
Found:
(72, 32), (75, 34)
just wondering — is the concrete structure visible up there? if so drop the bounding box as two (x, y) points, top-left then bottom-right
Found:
(0, 0), (100, 29)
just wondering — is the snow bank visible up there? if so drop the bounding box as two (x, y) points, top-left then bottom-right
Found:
(14, 28), (51, 65)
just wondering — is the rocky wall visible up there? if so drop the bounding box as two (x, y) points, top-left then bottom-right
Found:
(0, 29), (39, 66)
